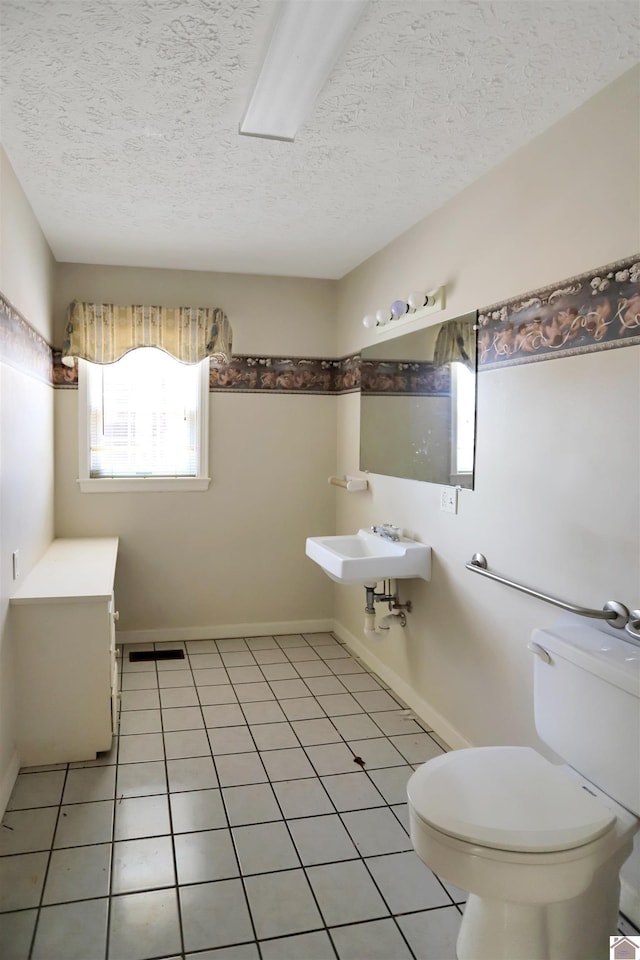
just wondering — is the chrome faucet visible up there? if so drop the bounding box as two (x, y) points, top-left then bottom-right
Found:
(370, 524), (401, 542)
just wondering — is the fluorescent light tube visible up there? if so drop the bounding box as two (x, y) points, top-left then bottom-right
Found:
(240, 0), (367, 142)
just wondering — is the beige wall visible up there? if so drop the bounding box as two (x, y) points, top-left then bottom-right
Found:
(52, 264), (337, 356)
(0, 149), (54, 340)
(2, 62), (639, 906)
(333, 65), (640, 914)
(335, 63), (639, 743)
(53, 264), (338, 638)
(0, 146), (55, 807)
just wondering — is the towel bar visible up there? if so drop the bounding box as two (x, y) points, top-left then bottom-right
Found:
(328, 475), (368, 492)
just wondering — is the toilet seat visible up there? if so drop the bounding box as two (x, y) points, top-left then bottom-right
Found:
(408, 746), (616, 853)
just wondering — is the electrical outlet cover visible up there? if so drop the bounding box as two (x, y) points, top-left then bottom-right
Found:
(440, 487), (458, 514)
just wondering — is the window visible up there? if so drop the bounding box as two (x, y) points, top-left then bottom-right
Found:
(78, 348), (210, 492)
(451, 360), (475, 479)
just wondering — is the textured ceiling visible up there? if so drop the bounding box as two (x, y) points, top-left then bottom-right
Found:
(1, 0), (639, 279)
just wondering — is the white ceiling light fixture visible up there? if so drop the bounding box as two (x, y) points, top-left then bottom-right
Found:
(239, 0), (368, 142)
(362, 287), (447, 333)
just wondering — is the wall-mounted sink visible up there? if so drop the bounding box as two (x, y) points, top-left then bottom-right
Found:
(306, 529), (431, 585)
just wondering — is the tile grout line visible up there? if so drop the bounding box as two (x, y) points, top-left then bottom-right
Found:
(184, 636), (265, 960)
(26, 762), (71, 960)
(6, 633), (635, 955)
(355, 741), (462, 914)
(103, 651), (123, 960)
(207, 632), (424, 957)
(155, 644), (187, 960)
(296, 636), (450, 957)
(5, 632), (469, 959)
(166, 633), (419, 955)
(220, 631), (454, 955)
(105, 646), (152, 959)
(274, 675), (423, 957)
(232, 664), (340, 960)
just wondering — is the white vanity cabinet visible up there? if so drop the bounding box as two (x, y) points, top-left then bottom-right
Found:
(11, 537), (119, 766)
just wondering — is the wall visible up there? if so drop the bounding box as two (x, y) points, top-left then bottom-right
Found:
(53, 265), (338, 640)
(0, 146), (55, 808)
(4, 60), (639, 909)
(333, 66), (640, 913)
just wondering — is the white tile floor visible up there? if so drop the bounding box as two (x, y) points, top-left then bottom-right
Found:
(0, 632), (637, 960)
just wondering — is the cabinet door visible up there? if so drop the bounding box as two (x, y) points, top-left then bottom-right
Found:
(15, 599), (113, 765)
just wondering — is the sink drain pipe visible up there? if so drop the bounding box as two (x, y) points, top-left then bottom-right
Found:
(364, 583), (409, 640)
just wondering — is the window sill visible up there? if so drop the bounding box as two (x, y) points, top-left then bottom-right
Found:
(77, 477), (211, 493)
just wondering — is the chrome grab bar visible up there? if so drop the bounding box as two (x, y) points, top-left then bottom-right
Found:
(465, 553), (630, 629)
(625, 612), (640, 647)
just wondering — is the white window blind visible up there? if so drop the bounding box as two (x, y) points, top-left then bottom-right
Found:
(85, 348), (204, 479)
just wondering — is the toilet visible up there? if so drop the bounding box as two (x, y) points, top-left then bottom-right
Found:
(407, 617), (640, 960)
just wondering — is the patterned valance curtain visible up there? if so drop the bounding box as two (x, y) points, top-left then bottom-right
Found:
(433, 313), (476, 371)
(62, 301), (233, 366)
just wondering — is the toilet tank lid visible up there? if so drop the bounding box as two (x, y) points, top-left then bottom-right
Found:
(533, 620), (640, 697)
(407, 747), (616, 853)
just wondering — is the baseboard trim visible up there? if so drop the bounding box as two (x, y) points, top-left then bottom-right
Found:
(332, 619), (472, 751)
(621, 877), (640, 929)
(0, 750), (20, 817)
(117, 619), (334, 646)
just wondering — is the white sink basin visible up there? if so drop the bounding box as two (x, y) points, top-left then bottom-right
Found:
(306, 528), (431, 585)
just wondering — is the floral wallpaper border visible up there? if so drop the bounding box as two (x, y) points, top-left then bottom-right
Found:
(52, 350), (362, 394)
(4, 253), (640, 392)
(361, 360), (450, 396)
(0, 294), (53, 384)
(208, 353), (360, 394)
(478, 254), (640, 369)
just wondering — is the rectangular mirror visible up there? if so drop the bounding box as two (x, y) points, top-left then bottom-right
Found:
(359, 310), (477, 487)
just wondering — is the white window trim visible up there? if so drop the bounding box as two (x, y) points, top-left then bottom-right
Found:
(77, 357), (211, 493)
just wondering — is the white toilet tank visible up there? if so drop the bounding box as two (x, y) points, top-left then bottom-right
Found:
(532, 617), (640, 816)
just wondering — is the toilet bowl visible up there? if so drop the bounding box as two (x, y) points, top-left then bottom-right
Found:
(406, 620), (640, 960)
(408, 747), (638, 960)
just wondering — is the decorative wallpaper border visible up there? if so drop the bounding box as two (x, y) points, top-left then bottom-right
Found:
(361, 360), (450, 396)
(208, 354), (358, 394)
(5, 254), (640, 392)
(478, 254), (640, 369)
(0, 293), (53, 384)
(52, 350), (362, 394)
(52, 351), (78, 387)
